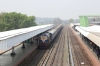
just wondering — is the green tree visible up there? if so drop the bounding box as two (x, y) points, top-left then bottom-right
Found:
(68, 19), (74, 23)
(0, 12), (37, 32)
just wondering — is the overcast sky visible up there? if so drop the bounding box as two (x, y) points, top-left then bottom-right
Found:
(0, 0), (100, 20)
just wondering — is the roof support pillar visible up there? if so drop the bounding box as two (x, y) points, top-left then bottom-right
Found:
(11, 46), (16, 56)
(22, 42), (25, 49)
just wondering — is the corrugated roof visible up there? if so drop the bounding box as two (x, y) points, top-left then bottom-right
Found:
(0, 24), (53, 40)
(0, 24), (54, 50)
(75, 25), (100, 47)
(80, 25), (100, 32)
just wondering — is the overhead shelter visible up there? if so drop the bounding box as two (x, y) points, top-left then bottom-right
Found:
(0, 24), (53, 51)
(75, 25), (100, 47)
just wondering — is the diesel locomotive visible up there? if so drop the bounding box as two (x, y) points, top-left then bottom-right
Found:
(38, 25), (62, 48)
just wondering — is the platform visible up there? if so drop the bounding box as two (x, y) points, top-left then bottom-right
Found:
(0, 41), (38, 66)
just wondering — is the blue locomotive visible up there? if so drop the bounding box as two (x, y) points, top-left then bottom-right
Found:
(38, 25), (62, 48)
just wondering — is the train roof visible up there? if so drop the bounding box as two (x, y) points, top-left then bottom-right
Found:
(49, 24), (62, 34)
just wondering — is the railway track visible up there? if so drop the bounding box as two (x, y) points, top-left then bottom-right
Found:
(68, 25), (93, 66)
(17, 25), (69, 66)
(17, 49), (46, 66)
(17, 24), (97, 66)
(37, 25), (67, 66)
(52, 26), (65, 66)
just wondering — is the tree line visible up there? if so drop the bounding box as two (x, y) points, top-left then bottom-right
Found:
(0, 12), (37, 32)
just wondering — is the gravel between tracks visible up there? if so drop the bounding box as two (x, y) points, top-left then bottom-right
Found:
(37, 25), (68, 66)
(68, 25), (94, 66)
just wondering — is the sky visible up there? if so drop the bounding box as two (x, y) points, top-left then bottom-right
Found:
(0, 0), (100, 20)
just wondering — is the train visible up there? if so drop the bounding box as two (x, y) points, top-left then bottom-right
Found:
(38, 24), (62, 48)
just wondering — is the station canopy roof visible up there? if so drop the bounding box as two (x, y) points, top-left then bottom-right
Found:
(75, 25), (100, 47)
(0, 24), (53, 51)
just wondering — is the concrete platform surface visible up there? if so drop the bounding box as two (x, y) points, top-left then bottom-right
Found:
(0, 42), (38, 66)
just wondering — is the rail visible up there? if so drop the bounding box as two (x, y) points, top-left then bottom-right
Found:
(69, 43), (74, 66)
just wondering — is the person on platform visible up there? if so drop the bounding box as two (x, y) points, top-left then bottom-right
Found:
(96, 47), (100, 59)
